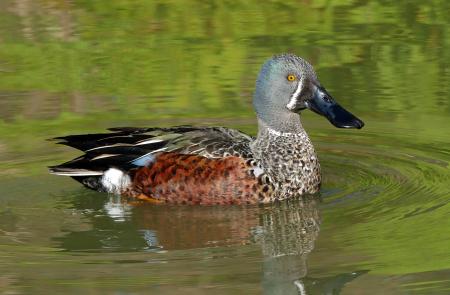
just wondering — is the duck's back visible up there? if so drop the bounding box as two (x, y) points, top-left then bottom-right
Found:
(49, 126), (273, 204)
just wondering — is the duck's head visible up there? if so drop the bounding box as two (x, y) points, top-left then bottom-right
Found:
(253, 54), (364, 132)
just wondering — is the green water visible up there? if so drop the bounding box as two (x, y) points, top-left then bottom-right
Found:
(0, 1), (449, 294)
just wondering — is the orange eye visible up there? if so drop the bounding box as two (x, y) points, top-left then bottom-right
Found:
(287, 75), (296, 81)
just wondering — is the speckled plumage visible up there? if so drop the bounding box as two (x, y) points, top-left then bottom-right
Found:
(49, 53), (363, 204)
(127, 153), (271, 205)
(251, 121), (321, 200)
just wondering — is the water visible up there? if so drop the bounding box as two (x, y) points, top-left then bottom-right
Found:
(0, 1), (449, 294)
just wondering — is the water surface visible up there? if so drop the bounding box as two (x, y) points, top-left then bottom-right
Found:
(0, 1), (449, 294)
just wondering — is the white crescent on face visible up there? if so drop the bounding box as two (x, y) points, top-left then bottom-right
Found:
(286, 77), (304, 110)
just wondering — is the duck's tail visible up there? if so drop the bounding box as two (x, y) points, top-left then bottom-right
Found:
(48, 127), (155, 193)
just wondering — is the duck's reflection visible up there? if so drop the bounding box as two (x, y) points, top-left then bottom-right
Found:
(119, 196), (320, 294)
(57, 192), (365, 294)
(255, 196), (320, 294)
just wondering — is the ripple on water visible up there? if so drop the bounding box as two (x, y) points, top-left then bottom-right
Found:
(313, 130), (450, 282)
(319, 131), (449, 208)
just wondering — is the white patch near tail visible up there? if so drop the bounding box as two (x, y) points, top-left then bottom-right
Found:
(101, 168), (131, 194)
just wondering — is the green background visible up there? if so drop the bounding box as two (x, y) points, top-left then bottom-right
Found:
(0, 1), (449, 294)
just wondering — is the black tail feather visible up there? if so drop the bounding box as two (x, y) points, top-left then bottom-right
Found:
(71, 176), (105, 192)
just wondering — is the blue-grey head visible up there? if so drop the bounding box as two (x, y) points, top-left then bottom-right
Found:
(253, 54), (364, 132)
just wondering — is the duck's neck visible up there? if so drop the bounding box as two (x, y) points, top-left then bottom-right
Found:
(256, 110), (305, 134)
(254, 114), (307, 141)
(251, 116), (321, 197)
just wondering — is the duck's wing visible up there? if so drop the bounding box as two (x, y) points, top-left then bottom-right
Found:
(49, 126), (254, 176)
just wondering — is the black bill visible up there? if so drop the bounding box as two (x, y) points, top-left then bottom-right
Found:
(306, 86), (364, 129)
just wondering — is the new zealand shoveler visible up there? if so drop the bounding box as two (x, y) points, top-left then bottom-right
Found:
(49, 54), (364, 205)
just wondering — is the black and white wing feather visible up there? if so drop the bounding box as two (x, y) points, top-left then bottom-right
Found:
(49, 126), (254, 176)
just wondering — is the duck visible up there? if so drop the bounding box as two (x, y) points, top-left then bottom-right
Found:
(49, 54), (364, 205)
